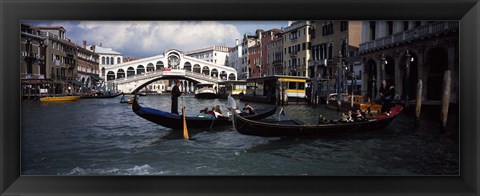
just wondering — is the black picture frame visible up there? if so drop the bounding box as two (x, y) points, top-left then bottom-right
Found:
(1, 0), (479, 195)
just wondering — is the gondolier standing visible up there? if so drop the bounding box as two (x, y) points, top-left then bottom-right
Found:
(171, 80), (183, 115)
(379, 80), (394, 115)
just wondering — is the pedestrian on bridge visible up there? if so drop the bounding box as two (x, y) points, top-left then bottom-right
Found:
(171, 80), (183, 115)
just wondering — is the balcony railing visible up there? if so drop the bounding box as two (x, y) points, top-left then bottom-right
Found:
(21, 73), (45, 79)
(359, 21), (459, 52)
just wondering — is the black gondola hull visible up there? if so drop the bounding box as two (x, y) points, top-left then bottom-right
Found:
(233, 106), (403, 138)
(132, 97), (277, 130)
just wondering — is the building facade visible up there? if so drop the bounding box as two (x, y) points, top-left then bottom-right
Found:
(227, 39), (243, 79)
(185, 46), (230, 66)
(76, 41), (100, 93)
(309, 20), (364, 96)
(259, 29), (283, 77)
(266, 33), (284, 76)
(282, 21), (312, 77)
(21, 24), (80, 96)
(359, 21), (459, 103)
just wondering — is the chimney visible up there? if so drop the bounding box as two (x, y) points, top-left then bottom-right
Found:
(83, 40), (86, 49)
(99, 43), (102, 47)
(91, 45), (96, 53)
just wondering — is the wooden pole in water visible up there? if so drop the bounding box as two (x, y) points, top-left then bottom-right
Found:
(415, 79), (423, 127)
(441, 70), (451, 129)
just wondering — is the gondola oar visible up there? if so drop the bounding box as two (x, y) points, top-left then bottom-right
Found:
(182, 95), (189, 140)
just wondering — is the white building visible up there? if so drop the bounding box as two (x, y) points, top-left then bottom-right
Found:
(87, 44), (124, 79)
(185, 46), (230, 66)
(227, 39), (243, 79)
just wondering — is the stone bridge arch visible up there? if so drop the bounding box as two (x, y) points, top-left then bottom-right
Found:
(130, 75), (204, 93)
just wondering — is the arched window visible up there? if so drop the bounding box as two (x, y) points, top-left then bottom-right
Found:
(117, 69), (125, 78)
(110, 57), (114, 65)
(102, 57), (105, 65)
(146, 63), (155, 72)
(106, 57), (110, 65)
(228, 73), (236, 81)
(184, 62), (192, 71)
(193, 64), (201, 73)
(106, 71), (115, 80)
(211, 69), (218, 78)
(101, 67), (105, 76)
(220, 71), (227, 80)
(202, 66), (210, 75)
(127, 67), (135, 77)
(117, 57), (121, 64)
(137, 65), (145, 74)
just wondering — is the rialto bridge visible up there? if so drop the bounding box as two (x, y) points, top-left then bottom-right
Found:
(103, 49), (237, 93)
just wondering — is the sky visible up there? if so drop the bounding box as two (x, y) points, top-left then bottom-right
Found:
(23, 21), (288, 58)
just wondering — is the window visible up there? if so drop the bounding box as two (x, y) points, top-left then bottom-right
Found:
(302, 43), (306, 50)
(328, 43), (333, 59)
(110, 57), (114, 65)
(106, 57), (109, 65)
(341, 39), (347, 57)
(369, 21), (376, 40)
(322, 21), (334, 36)
(102, 57), (105, 64)
(387, 21), (394, 35)
(403, 21), (409, 30)
(117, 57), (121, 64)
(340, 21), (348, 31)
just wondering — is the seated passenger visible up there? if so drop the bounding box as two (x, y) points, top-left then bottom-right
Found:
(355, 110), (366, 122)
(214, 105), (226, 118)
(199, 107), (209, 114)
(206, 107), (215, 115)
(242, 103), (256, 115)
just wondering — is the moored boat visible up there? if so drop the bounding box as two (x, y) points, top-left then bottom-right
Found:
(194, 83), (217, 99)
(232, 105), (403, 138)
(81, 92), (123, 99)
(132, 96), (277, 130)
(40, 96), (81, 102)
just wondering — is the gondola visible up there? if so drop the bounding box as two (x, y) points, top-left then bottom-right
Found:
(232, 105), (403, 138)
(132, 95), (277, 130)
(81, 92), (123, 99)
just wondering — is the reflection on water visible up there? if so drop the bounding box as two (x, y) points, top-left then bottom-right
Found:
(21, 94), (459, 175)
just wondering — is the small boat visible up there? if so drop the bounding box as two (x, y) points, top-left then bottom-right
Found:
(132, 96), (277, 130)
(194, 83), (217, 99)
(120, 98), (134, 104)
(81, 92), (123, 99)
(326, 93), (383, 114)
(232, 105), (403, 138)
(40, 96), (81, 102)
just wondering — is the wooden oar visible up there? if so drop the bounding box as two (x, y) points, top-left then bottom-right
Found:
(182, 95), (189, 140)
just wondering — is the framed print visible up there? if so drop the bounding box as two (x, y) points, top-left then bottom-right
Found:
(1, 0), (479, 195)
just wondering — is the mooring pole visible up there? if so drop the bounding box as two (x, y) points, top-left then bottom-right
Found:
(415, 79), (423, 127)
(441, 70), (451, 130)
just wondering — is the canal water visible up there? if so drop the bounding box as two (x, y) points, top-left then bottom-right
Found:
(21, 94), (459, 176)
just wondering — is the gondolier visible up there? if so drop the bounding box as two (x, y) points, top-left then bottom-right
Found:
(171, 80), (182, 115)
(379, 80), (395, 115)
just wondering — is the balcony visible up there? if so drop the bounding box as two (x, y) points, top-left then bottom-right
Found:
(21, 51), (38, 59)
(21, 73), (45, 79)
(359, 21), (459, 52)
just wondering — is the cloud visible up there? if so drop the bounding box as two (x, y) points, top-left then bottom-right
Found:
(75, 21), (242, 57)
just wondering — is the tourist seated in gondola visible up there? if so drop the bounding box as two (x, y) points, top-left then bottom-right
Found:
(197, 107), (215, 118)
(199, 107), (209, 114)
(242, 103), (256, 115)
(214, 105), (227, 118)
(340, 110), (355, 123)
(354, 109), (366, 122)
